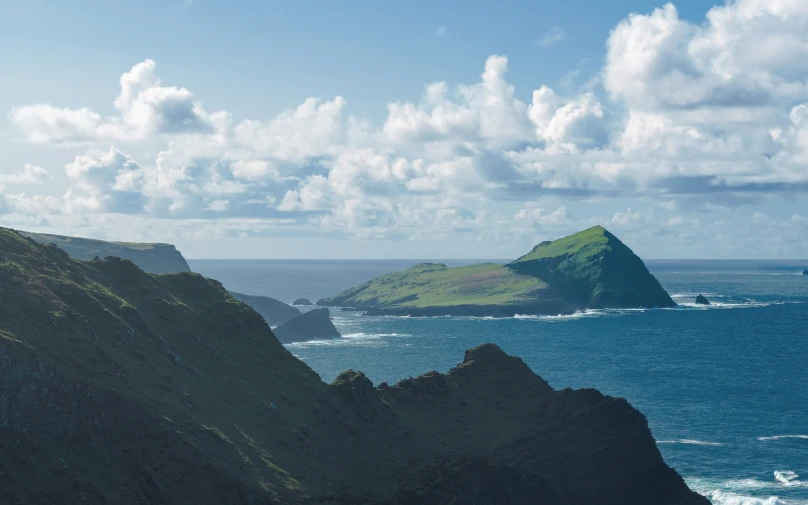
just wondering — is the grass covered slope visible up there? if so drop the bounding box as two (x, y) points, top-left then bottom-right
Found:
(318, 262), (571, 316)
(509, 226), (675, 309)
(0, 228), (706, 505)
(319, 226), (674, 316)
(20, 231), (191, 274)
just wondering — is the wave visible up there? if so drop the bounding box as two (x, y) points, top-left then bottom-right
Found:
(687, 471), (808, 505)
(707, 491), (789, 505)
(656, 439), (724, 446)
(758, 434), (808, 441)
(284, 332), (410, 348)
(774, 471), (808, 488)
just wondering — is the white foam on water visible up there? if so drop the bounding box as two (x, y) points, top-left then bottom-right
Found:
(284, 332), (410, 348)
(774, 471), (808, 488)
(657, 439), (725, 446)
(758, 435), (808, 441)
(707, 491), (788, 505)
(687, 471), (808, 505)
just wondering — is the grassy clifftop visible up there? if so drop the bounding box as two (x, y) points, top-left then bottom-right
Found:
(509, 226), (675, 309)
(320, 262), (551, 310)
(319, 226), (674, 315)
(20, 231), (191, 274)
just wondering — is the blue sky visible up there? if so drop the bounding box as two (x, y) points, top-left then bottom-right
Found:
(1, 0), (807, 259)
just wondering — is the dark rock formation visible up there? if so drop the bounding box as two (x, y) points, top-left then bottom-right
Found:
(0, 227), (707, 505)
(19, 230), (191, 274)
(803, 269), (808, 275)
(230, 291), (301, 326)
(272, 308), (341, 344)
(695, 294), (711, 305)
(293, 298), (313, 306)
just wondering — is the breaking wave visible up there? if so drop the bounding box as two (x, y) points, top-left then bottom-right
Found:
(758, 434), (808, 441)
(687, 471), (808, 505)
(656, 439), (724, 446)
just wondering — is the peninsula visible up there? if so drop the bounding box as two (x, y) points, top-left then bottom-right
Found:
(0, 227), (706, 504)
(318, 226), (675, 316)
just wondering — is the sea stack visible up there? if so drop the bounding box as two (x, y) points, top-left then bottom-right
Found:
(695, 294), (711, 305)
(293, 298), (313, 305)
(272, 307), (342, 343)
(803, 269), (808, 275)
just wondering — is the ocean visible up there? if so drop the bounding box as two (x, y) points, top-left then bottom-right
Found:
(189, 259), (808, 505)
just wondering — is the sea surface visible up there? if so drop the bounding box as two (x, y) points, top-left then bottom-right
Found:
(190, 259), (808, 505)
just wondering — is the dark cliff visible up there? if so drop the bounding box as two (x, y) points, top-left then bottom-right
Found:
(20, 231), (191, 274)
(272, 308), (341, 344)
(0, 228), (706, 505)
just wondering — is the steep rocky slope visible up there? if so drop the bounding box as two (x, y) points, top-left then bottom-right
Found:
(0, 228), (706, 505)
(319, 226), (674, 316)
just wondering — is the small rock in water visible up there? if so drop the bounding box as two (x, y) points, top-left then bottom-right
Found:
(695, 294), (711, 305)
(802, 269), (808, 275)
(293, 298), (313, 306)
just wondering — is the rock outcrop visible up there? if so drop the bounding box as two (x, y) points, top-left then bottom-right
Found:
(230, 291), (301, 326)
(0, 228), (707, 505)
(319, 226), (675, 317)
(293, 298), (313, 306)
(695, 294), (711, 305)
(20, 230), (191, 274)
(803, 269), (808, 275)
(272, 308), (341, 344)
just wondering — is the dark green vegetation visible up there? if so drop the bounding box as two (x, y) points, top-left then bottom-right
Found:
(319, 226), (675, 316)
(0, 227), (707, 504)
(272, 308), (341, 344)
(19, 228), (316, 337)
(21, 231), (191, 274)
(231, 292), (302, 326)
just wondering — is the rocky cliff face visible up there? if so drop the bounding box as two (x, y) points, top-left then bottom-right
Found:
(0, 228), (706, 505)
(20, 231), (191, 274)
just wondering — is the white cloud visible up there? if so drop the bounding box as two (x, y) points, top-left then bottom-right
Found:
(536, 26), (567, 48)
(0, 164), (51, 184)
(6, 1), (808, 255)
(10, 59), (213, 144)
(435, 25), (447, 36)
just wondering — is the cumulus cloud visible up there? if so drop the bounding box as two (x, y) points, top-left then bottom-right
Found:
(0, 164), (51, 184)
(11, 59), (213, 144)
(6, 0), (808, 253)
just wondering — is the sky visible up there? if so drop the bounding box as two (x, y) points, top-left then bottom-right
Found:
(1, 0), (807, 259)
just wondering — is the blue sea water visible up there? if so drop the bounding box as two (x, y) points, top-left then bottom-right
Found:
(189, 259), (808, 505)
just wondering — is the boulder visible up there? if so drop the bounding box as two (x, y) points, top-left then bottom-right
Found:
(695, 294), (711, 305)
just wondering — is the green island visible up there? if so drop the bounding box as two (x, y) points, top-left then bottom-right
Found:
(318, 226), (675, 316)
